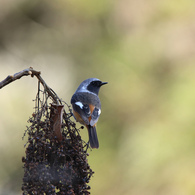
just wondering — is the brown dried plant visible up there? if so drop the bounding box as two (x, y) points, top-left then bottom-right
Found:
(0, 67), (94, 195)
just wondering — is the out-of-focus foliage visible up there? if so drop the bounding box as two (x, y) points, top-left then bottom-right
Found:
(1, 0), (195, 194)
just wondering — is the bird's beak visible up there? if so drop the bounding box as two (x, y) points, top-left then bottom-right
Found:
(101, 82), (108, 86)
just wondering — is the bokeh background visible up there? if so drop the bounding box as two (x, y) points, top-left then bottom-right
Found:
(1, 0), (195, 194)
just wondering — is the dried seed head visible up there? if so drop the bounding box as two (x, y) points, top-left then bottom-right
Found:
(22, 87), (93, 194)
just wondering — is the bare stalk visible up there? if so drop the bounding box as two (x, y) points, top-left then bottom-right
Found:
(0, 67), (60, 104)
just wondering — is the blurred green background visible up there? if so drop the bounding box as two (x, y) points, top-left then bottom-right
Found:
(1, 0), (195, 194)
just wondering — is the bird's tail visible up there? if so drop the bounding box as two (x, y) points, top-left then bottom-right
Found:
(87, 125), (99, 149)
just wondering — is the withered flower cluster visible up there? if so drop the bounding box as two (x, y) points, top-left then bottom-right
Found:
(22, 86), (94, 195)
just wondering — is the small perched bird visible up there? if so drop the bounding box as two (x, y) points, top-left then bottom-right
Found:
(71, 78), (107, 149)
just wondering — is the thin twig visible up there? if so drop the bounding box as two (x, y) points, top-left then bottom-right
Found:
(0, 67), (60, 104)
(34, 73), (60, 104)
(0, 67), (39, 89)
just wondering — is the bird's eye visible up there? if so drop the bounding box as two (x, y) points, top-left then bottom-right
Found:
(90, 81), (101, 87)
(91, 81), (96, 85)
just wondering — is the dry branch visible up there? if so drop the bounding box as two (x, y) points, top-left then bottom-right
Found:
(0, 67), (59, 104)
(0, 67), (39, 89)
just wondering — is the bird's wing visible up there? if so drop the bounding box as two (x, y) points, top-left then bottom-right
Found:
(72, 102), (91, 125)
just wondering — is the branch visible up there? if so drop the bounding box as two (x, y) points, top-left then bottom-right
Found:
(0, 67), (38, 89)
(0, 67), (60, 104)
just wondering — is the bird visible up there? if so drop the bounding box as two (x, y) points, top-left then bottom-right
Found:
(71, 78), (107, 149)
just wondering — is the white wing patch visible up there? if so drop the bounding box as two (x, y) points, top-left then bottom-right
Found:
(98, 109), (101, 115)
(75, 101), (84, 109)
